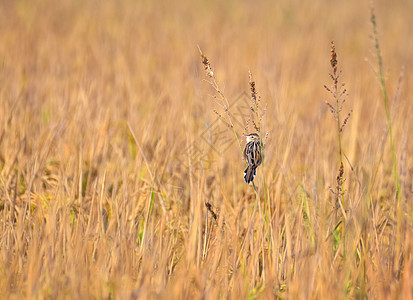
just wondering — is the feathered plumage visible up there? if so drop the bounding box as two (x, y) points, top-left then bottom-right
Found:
(243, 133), (262, 184)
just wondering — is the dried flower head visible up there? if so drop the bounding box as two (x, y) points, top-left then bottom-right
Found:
(330, 41), (338, 70)
(249, 72), (257, 103)
(198, 46), (214, 78)
(205, 202), (218, 222)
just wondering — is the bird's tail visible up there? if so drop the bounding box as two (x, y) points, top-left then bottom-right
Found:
(244, 166), (257, 184)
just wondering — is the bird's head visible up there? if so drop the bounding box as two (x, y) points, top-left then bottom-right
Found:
(244, 133), (260, 143)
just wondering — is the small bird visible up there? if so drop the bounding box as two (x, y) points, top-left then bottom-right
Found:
(243, 133), (262, 184)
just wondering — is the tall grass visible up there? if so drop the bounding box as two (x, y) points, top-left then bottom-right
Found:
(370, 10), (401, 203)
(324, 41), (352, 256)
(0, 0), (412, 298)
(370, 5), (406, 280)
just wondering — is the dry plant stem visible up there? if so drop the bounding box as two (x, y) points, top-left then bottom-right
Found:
(202, 210), (208, 261)
(326, 42), (349, 257)
(370, 7), (402, 265)
(249, 72), (269, 232)
(249, 73), (272, 273)
(141, 189), (154, 251)
(331, 52), (347, 223)
(198, 46), (244, 155)
(370, 10), (401, 205)
(335, 96), (347, 224)
(252, 181), (265, 226)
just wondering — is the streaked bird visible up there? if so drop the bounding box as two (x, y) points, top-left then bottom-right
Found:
(243, 133), (262, 184)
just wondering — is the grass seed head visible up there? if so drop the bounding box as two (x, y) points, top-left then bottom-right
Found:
(330, 41), (338, 73)
(198, 46), (214, 78)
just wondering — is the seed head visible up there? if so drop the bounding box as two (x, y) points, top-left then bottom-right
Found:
(330, 41), (338, 72)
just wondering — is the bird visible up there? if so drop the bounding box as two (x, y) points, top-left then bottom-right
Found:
(243, 133), (262, 184)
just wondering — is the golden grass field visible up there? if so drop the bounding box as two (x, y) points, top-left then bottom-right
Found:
(1, 0), (413, 298)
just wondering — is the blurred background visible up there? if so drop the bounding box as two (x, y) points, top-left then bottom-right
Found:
(0, 0), (412, 298)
